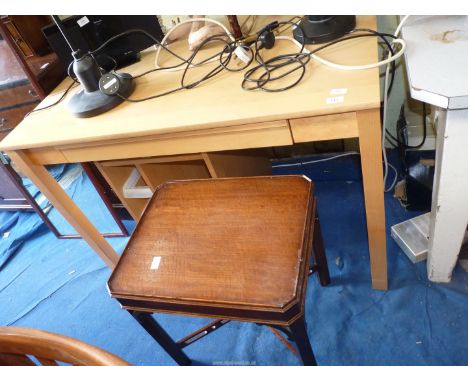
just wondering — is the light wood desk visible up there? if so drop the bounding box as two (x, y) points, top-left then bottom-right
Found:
(0, 16), (387, 289)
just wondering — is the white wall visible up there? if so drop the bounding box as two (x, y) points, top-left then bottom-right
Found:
(377, 15), (435, 149)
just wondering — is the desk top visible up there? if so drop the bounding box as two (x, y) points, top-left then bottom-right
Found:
(402, 16), (468, 110)
(0, 16), (379, 152)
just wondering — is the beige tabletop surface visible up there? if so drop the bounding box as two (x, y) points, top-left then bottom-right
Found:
(0, 16), (379, 152)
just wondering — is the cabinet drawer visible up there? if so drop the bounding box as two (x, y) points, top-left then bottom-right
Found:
(0, 103), (37, 137)
(0, 82), (40, 109)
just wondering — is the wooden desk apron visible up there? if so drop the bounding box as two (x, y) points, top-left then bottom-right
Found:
(19, 112), (363, 165)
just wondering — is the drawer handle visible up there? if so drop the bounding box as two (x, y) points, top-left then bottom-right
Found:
(28, 89), (38, 98)
(0, 117), (13, 133)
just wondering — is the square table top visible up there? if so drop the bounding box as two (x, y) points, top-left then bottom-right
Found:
(402, 16), (468, 109)
(0, 16), (379, 152)
(108, 176), (314, 311)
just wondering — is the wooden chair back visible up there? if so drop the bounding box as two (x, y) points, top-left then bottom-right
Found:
(0, 327), (129, 366)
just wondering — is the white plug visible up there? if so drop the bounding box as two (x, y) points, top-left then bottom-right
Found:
(234, 45), (252, 64)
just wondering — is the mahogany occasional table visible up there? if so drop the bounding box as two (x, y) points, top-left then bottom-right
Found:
(108, 175), (330, 365)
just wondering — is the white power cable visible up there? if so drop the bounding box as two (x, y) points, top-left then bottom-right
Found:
(155, 19), (407, 73)
(310, 39), (406, 70)
(271, 151), (399, 192)
(272, 152), (359, 168)
(275, 35), (406, 70)
(386, 162), (399, 191)
(154, 18), (235, 72)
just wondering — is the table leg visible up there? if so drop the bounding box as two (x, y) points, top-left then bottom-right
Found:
(7, 150), (119, 268)
(312, 217), (331, 286)
(427, 108), (468, 282)
(128, 310), (191, 366)
(288, 315), (317, 366)
(356, 108), (388, 290)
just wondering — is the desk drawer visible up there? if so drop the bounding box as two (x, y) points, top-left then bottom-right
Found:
(61, 120), (293, 163)
(289, 112), (359, 143)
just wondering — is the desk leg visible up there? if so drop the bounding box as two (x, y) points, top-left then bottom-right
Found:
(356, 109), (388, 290)
(427, 108), (468, 282)
(7, 150), (120, 268)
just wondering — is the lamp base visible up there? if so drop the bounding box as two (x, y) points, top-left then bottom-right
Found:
(293, 16), (356, 44)
(68, 73), (135, 118)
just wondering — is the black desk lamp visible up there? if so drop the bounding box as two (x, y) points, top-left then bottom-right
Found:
(52, 16), (134, 118)
(293, 16), (356, 44)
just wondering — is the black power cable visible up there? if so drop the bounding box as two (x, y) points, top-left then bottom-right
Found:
(396, 102), (428, 182)
(117, 34), (253, 102)
(404, 102), (427, 149)
(24, 57), (110, 118)
(353, 28), (398, 97)
(242, 28), (404, 93)
(24, 20), (406, 115)
(88, 23), (406, 99)
(24, 81), (78, 118)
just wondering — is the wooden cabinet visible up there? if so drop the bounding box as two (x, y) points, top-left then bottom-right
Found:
(0, 16), (52, 58)
(0, 40), (41, 138)
(0, 19), (65, 138)
(0, 18), (65, 210)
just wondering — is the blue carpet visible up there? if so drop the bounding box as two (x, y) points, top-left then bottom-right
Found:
(0, 153), (466, 365)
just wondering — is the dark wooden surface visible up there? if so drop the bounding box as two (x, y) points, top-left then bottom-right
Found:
(109, 175), (315, 324)
(1, 16), (52, 57)
(0, 40), (25, 86)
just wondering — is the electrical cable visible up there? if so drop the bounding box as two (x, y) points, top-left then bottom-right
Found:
(272, 152), (359, 168)
(91, 27), (237, 80)
(22, 17), (408, 194)
(241, 22), (406, 93)
(310, 39), (406, 70)
(239, 15), (252, 30)
(39, 20), (408, 106)
(404, 102), (427, 149)
(24, 81), (77, 118)
(240, 15), (258, 36)
(153, 17), (235, 72)
(118, 34), (252, 102)
(24, 12), (409, 168)
(382, 15), (410, 192)
(242, 21), (309, 92)
(89, 28), (186, 62)
(274, 16), (301, 35)
(357, 28), (400, 148)
(353, 28), (398, 96)
(271, 151), (399, 192)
